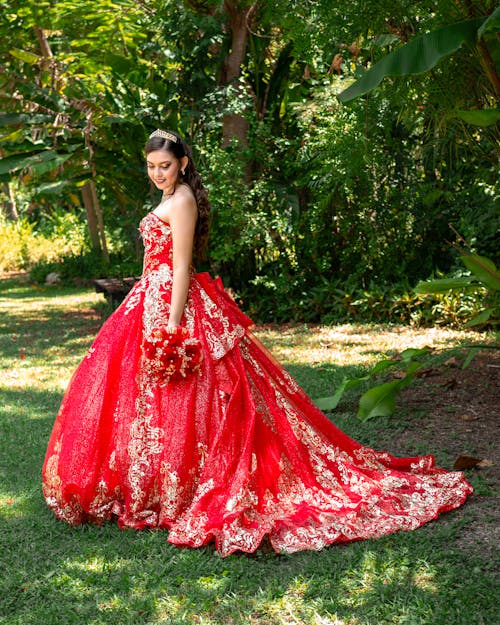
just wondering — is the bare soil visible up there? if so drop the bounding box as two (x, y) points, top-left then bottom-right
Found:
(399, 352), (499, 479)
(396, 351), (499, 561)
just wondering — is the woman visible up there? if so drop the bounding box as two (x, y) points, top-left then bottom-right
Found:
(42, 129), (472, 556)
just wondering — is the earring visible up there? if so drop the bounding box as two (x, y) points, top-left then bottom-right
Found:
(181, 169), (185, 175)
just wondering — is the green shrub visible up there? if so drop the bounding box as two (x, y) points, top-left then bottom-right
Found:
(29, 251), (142, 285)
(241, 273), (487, 328)
(416, 252), (500, 327)
(0, 213), (87, 273)
(0, 219), (54, 272)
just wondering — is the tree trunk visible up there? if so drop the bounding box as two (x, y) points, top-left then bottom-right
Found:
(33, 26), (53, 59)
(220, 1), (254, 147)
(183, 1), (254, 147)
(1, 182), (19, 220)
(89, 179), (109, 262)
(33, 25), (57, 88)
(81, 181), (103, 253)
(477, 39), (500, 96)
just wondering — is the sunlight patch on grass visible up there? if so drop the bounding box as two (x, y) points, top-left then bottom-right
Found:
(152, 593), (187, 621)
(412, 564), (438, 593)
(1, 365), (74, 391)
(96, 595), (129, 614)
(0, 287), (101, 393)
(0, 292), (101, 314)
(196, 572), (231, 592)
(0, 496), (28, 519)
(338, 548), (439, 620)
(51, 570), (96, 596)
(69, 555), (111, 574)
(311, 617), (354, 625)
(255, 324), (490, 369)
(249, 578), (353, 625)
(261, 598), (331, 625)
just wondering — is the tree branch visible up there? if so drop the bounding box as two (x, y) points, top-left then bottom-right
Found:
(476, 39), (500, 96)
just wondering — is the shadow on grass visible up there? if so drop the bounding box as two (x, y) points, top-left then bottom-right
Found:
(0, 306), (101, 352)
(0, 281), (496, 625)
(0, 389), (496, 625)
(0, 497), (496, 625)
(0, 288), (103, 369)
(0, 275), (92, 300)
(0, 388), (62, 495)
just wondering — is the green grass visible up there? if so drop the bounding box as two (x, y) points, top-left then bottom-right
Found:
(0, 277), (497, 625)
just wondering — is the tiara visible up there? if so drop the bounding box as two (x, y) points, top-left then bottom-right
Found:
(149, 129), (178, 142)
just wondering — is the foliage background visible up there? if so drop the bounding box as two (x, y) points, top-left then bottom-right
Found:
(0, 0), (498, 322)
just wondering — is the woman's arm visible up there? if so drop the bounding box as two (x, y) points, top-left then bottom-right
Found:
(165, 188), (197, 329)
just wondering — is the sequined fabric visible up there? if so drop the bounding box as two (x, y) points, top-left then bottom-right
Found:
(42, 212), (472, 556)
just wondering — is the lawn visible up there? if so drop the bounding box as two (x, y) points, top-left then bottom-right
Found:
(0, 276), (498, 625)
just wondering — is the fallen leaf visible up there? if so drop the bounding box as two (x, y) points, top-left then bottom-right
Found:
(459, 414), (479, 421)
(414, 367), (439, 378)
(444, 357), (459, 367)
(440, 378), (457, 390)
(453, 455), (484, 470)
(477, 459), (494, 468)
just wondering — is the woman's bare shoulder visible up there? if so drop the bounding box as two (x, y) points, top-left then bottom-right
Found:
(175, 183), (195, 202)
(170, 185), (197, 220)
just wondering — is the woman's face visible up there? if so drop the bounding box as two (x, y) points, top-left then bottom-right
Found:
(146, 149), (182, 194)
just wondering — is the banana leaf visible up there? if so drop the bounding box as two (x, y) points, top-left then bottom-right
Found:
(415, 276), (475, 294)
(0, 150), (71, 178)
(460, 253), (500, 291)
(400, 348), (429, 361)
(477, 6), (500, 39)
(314, 376), (368, 411)
(454, 109), (500, 127)
(338, 17), (485, 102)
(0, 113), (54, 127)
(357, 379), (401, 421)
(357, 361), (422, 421)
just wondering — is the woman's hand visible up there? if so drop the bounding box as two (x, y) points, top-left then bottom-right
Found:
(165, 324), (181, 334)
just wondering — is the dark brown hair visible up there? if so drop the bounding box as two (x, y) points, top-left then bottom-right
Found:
(145, 130), (210, 262)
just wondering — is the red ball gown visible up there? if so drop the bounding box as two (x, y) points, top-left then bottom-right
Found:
(42, 212), (472, 556)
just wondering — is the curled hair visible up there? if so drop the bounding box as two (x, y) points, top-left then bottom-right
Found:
(145, 130), (211, 262)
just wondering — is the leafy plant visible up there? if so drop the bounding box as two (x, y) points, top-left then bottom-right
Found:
(338, 8), (500, 119)
(0, 216), (84, 272)
(338, 16), (488, 102)
(29, 250), (142, 285)
(314, 348), (429, 421)
(415, 251), (500, 326)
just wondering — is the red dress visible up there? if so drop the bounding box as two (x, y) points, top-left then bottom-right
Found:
(42, 212), (472, 556)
